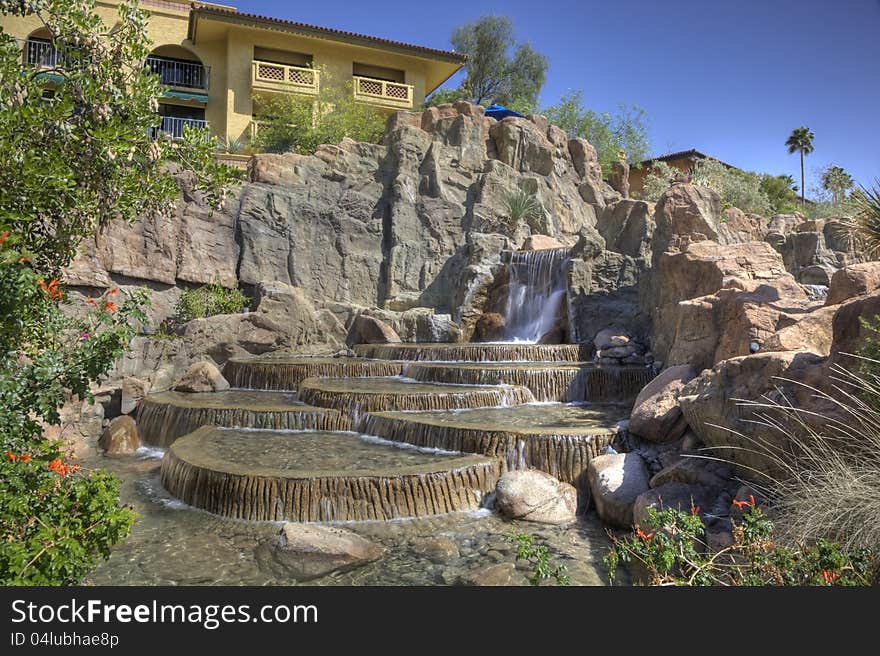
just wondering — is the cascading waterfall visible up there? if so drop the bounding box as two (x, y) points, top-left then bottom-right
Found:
(503, 247), (572, 342)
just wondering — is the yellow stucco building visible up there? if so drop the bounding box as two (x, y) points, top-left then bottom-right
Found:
(2, 0), (465, 142)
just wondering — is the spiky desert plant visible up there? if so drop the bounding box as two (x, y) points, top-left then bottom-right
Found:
(711, 361), (880, 552)
(847, 180), (880, 259)
(501, 187), (542, 228)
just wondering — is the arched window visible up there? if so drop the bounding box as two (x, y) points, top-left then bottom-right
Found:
(24, 28), (59, 69)
(146, 45), (209, 91)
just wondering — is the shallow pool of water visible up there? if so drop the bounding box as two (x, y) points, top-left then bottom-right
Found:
(88, 452), (621, 586)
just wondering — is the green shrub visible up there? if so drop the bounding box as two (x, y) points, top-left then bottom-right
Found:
(506, 531), (570, 586)
(637, 161), (686, 202)
(692, 158), (771, 215)
(177, 283), (249, 322)
(605, 505), (876, 586)
(501, 187), (543, 229)
(252, 71), (386, 155)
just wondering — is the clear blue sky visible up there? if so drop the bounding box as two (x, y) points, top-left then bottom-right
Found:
(233, 0), (880, 196)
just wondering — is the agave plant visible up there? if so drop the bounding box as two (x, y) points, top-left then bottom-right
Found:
(501, 187), (542, 228)
(216, 137), (246, 154)
(848, 180), (880, 259)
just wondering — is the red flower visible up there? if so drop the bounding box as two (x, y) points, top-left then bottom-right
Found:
(20, 453), (32, 463)
(19, 257), (29, 264)
(86, 297), (98, 307)
(732, 495), (756, 510)
(635, 528), (654, 541)
(103, 301), (118, 313)
(691, 504), (701, 516)
(821, 570), (840, 585)
(37, 278), (63, 301)
(0, 230), (9, 246)
(107, 288), (118, 294)
(5, 451), (17, 461)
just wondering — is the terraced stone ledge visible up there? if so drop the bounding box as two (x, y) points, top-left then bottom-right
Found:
(223, 356), (404, 391)
(353, 342), (591, 363)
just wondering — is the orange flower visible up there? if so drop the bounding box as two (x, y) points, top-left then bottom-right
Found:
(86, 297), (98, 306)
(48, 458), (70, 477)
(636, 528), (654, 541)
(19, 257), (29, 264)
(0, 229), (9, 246)
(37, 278), (63, 301)
(20, 453), (32, 463)
(821, 570), (839, 585)
(5, 451), (17, 461)
(732, 495), (756, 510)
(103, 301), (118, 313)
(691, 505), (701, 516)
(107, 288), (118, 294)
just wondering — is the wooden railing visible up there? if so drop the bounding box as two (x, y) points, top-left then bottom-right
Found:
(251, 61), (319, 95)
(352, 76), (413, 109)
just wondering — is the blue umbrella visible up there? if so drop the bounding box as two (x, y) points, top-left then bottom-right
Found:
(484, 104), (525, 120)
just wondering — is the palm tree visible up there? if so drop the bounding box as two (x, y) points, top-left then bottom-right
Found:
(785, 126), (815, 208)
(821, 165), (854, 204)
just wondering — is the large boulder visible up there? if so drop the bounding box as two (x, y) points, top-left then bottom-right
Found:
(826, 262), (880, 306)
(629, 365), (699, 443)
(521, 234), (564, 251)
(266, 523), (383, 581)
(596, 199), (654, 259)
(587, 452), (651, 528)
(489, 117), (554, 176)
(174, 361), (230, 393)
(98, 415), (140, 456)
(653, 183), (722, 245)
(345, 314), (402, 346)
(828, 290), (880, 369)
(494, 470), (578, 525)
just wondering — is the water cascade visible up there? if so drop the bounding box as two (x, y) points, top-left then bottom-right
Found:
(503, 247), (572, 342)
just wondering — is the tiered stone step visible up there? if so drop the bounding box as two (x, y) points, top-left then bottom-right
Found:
(297, 376), (535, 418)
(354, 342), (591, 362)
(223, 355), (404, 391)
(137, 391), (348, 447)
(401, 361), (653, 403)
(363, 403), (627, 490)
(160, 426), (499, 522)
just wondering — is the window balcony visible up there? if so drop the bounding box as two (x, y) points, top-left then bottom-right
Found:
(352, 76), (413, 109)
(146, 55), (210, 91)
(150, 116), (209, 140)
(24, 38), (63, 70)
(252, 61), (319, 95)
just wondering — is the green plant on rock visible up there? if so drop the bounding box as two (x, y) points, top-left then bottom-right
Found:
(605, 505), (876, 586)
(637, 161), (686, 202)
(501, 187), (542, 230)
(0, 0), (236, 584)
(846, 180), (880, 258)
(176, 283), (249, 322)
(506, 531), (570, 586)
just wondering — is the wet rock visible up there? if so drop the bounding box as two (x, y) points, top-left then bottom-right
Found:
(495, 470), (578, 525)
(411, 536), (460, 563)
(345, 314), (401, 346)
(473, 312), (507, 342)
(99, 415), (141, 456)
(537, 325), (564, 344)
(633, 482), (716, 528)
(461, 562), (527, 586)
(826, 262), (880, 306)
(629, 365), (698, 443)
(587, 452), (651, 528)
(121, 376), (149, 415)
(593, 327), (632, 351)
(268, 523), (384, 581)
(174, 361), (230, 393)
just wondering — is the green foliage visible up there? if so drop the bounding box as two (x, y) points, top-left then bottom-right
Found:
(786, 126), (815, 207)
(692, 158), (771, 214)
(506, 531), (570, 586)
(821, 165), (855, 204)
(637, 161), (687, 202)
(500, 187), (542, 229)
(848, 180), (880, 258)
(759, 174), (800, 214)
(543, 90), (650, 175)
(429, 15), (548, 113)
(605, 506), (876, 586)
(0, 0), (236, 584)
(252, 73), (386, 155)
(176, 283), (248, 322)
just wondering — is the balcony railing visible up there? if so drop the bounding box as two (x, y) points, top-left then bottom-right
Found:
(151, 116), (209, 140)
(251, 61), (319, 95)
(146, 56), (209, 91)
(352, 76), (413, 109)
(24, 38), (63, 70)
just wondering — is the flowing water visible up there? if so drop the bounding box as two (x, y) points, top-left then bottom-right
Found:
(504, 248), (572, 342)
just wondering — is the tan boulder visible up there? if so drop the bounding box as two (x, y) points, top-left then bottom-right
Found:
(269, 523), (383, 581)
(654, 183), (722, 245)
(99, 415), (141, 456)
(521, 234), (564, 251)
(826, 262), (880, 306)
(174, 361), (230, 393)
(629, 365), (699, 443)
(587, 452), (651, 528)
(495, 470), (578, 525)
(346, 314), (401, 347)
(473, 312), (507, 342)
(828, 290), (880, 370)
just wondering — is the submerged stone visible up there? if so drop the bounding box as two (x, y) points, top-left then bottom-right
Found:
(495, 470), (578, 525)
(266, 523), (384, 581)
